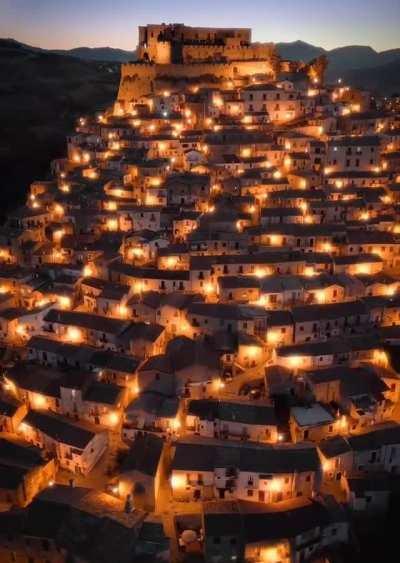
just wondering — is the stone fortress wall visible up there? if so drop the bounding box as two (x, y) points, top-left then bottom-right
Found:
(117, 59), (277, 104)
(181, 42), (277, 64)
(116, 23), (325, 107)
(137, 24), (252, 66)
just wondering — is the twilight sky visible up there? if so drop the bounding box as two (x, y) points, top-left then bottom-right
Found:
(1, 0), (399, 52)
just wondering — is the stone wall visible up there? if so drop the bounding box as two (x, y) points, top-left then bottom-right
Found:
(116, 59), (277, 106)
(182, 42), (276, 63)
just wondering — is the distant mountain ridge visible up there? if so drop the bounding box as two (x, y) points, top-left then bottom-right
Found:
(2, 37), (400, 96)
(276, 40), (400, 80)
(4, 37), (400, 76)
(2, 38), (136, 62)
(53, 46), (136, 63)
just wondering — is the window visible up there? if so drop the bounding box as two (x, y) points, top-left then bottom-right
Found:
(247, 489), (253, 497)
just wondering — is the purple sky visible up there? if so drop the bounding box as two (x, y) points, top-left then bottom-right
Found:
(1, 0), (399, 52)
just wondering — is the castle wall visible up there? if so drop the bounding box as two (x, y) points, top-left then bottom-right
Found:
(116, 59), (277, 106)
(117, 63), (157, 104)
(182, 42), (276, 63)
(138, 40), (171, 64)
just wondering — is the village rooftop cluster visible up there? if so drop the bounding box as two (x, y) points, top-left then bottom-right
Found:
(1, 22), (400, 563)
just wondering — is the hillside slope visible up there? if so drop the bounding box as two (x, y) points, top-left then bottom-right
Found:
(341, 58), (400, 95)
(54, 46), (136, 62)
(0, 39), (119, 217)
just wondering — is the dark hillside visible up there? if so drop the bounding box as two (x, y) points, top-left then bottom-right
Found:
(0, 39), (119, 219)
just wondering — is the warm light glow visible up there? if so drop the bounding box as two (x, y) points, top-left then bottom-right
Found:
(19, 422), (31, 434)
(66, 326), (82, 343)
(269, 479), (282, 492)
(247, 345), (260, 358)
(58, 295), (71, 310)
(385, 285), (397, 297)
(170, 474), (186, 489)
(254, 267), (268, 278)
(16, 324), (27, 338)
(54, 204), (64, 217)
(52, 249), (64, 263)
(267, 331), (279, 345)
(288, 356), (301, 368)
(82, 264), (94, 278)
(269, 234), (282, 247)
(359, 211), (370, 222)
(32, 393), (46, 409)
(204, 283), (215, 295)
(108, 411), (120, 427)
(214, 378), (225, 391)
(149, 176), (162, 187)
(321, 242), (333, 253)
(133, 281), (144, 294)
(373, 349), (389, 368)
(131, 382), (140, 395)
(322, 460), (332, 473)
(3, 377), (16, 394)
(166, 256), (178, 269)
(129, 247), (144, 259)
(356, 263), (371, 275)
(106, 218), (119, 231)
(241, 147), (251, 158)
(171, 418), (181, 431)
(53, 229), (65, 243)
(315, 289), (325, 304)
(303, 266), (317, 278)
(106, 201), (118, 211)
(262, 547), (279, 562)
(118, 304), (129, 318)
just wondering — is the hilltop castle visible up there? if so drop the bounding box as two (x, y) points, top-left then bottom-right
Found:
(116, 23), (327, 110)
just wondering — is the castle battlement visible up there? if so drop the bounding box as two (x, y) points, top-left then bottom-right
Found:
(116, 23), (325, 107)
